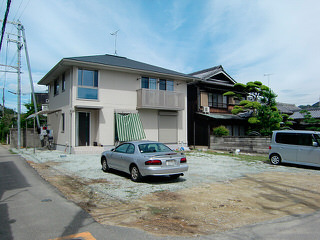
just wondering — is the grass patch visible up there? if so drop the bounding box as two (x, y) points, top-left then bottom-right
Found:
(8, 149), (17, 154)
(235, 154), (269, 163)
(147, 206), (170, 215)
(186, 150), (269, 163)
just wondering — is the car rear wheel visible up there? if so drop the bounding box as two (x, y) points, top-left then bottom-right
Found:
(270, 154), (281, 165)
(130, 165), (142, 182)
(101, 157), (109, 172)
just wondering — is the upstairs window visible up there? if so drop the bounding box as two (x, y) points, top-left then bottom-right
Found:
(208, 93), (227, 109)
(78, 69), (98, 100)
(141, 77), (157, 89)
(159, 79), (174, 91)
(141, 77), (174, 91)
(54, 79), (59, 96)
(62, 73), (66, 92)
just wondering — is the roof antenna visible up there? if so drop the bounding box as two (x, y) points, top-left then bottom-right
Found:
(110, 30), (119, 55)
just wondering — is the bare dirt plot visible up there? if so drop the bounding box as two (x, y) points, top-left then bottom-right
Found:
(28, 160), (320, 236)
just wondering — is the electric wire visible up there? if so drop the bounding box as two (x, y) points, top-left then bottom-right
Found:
(0, 0), (11, 54)
(0, 0), (5, 14)
(16, 0), (30, 21)
(11, 0), (23, 22)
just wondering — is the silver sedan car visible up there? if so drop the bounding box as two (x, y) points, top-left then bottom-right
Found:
(101, 141), (188, 181)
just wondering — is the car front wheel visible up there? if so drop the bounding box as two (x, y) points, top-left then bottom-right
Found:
(270, 154), (281, 165)
(130, 165), (142, 182)
(101, 157), (109, 172)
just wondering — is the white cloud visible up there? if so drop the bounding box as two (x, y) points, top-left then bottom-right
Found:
(201, 0), (320, 105)
(1, 0), (319, 112)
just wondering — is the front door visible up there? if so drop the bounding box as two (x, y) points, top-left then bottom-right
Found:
(78, 112), (90, 146)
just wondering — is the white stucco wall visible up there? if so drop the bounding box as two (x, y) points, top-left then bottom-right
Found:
(47, 65), (189, 148)
(139, 109), (159, 141)
(47, 70), (72, 148)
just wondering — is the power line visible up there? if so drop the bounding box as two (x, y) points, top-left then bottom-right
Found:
(0, 0), (11, 53)
(0, 1), (5, 14)
(16, 0), (31, 21)
(11, 0), (23, 22)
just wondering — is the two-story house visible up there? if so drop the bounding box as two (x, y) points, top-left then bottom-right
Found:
(38, 54), (195, 153)
(188, 66), (247, 147)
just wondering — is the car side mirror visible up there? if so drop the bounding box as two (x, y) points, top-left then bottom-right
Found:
(312, 142), (319, 147)
(111, 148), (115, 152)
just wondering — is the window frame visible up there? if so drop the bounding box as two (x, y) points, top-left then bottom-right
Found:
(141, 77), (174, 91)
(141, 77), (157, 90)
(77, 69), (99, 100)
(159, 79), (174, 91)
(61, 113), (65, 133)
(62, 73), (66, 92)
(54, 78), (59, 96)
(208, 92), (228, 109)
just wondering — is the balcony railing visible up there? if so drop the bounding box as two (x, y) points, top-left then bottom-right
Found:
(137, 88), (185, 111)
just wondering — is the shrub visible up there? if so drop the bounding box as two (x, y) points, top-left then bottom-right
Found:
(212, 126), (229, 137)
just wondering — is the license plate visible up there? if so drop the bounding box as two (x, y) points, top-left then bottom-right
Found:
(166, 160), (176, 166)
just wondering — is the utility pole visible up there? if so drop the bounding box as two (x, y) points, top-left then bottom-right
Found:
(1, 20), (40, 150)
(21, 24), (40, 128)
(17, 22), (22, 151)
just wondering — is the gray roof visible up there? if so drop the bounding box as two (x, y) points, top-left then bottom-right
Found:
(67, 54), (193, 78)
(197, 112), (245, 120)
(290, 109), (320, 119)
(38, 54), (195, 85)
(189, 65), (236, 86)
(276, 102), (301, 114)
(191, 66), (224, 79)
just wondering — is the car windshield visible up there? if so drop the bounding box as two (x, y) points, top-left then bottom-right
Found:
(314, 134), (320, 144)
(138, 143), (172, 153)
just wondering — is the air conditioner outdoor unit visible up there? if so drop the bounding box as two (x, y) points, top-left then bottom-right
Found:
(203, 106), (210, 114)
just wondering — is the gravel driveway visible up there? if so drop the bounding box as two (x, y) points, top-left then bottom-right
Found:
(17, 148), (320, 202)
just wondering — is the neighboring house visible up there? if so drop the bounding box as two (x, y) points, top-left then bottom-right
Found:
(38, 54), (195, 153)
(276, 102), (301, 115)
(290, 108), (320, 129)
(32, 92), (49, 105)
(187, 66), (247, 147)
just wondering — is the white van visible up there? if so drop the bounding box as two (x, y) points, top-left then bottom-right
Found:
(269, 130), (320, 167)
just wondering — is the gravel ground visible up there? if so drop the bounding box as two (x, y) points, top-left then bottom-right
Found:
(16, 148), (320, 202)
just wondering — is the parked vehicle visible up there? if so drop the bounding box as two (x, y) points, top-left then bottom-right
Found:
(101, 141), (188, 181)
(269, 130), (320, 167)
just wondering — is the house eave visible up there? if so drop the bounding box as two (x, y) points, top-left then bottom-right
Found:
(38, 58), (196, 86)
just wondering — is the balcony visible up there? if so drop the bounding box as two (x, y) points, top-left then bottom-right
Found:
(137, 88), (185, 110)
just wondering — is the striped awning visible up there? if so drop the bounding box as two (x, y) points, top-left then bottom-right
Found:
(115, 113), (146, 142)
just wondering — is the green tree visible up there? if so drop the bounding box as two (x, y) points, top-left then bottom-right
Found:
(256, 89), (282, 135)
(212, 125), (229, 137)
(280, 114), (294, 129)
(0, 106), (16, 143)
(21, 102), (46, 129)
(224, 82), (282, 136)
(224, 81), (269, 102)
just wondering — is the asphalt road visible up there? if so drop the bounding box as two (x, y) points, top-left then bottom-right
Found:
(0, 145), (160, 240)
(1, 144), (320, 240)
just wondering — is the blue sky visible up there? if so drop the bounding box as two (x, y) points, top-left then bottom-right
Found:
(1, 0), (320, 112)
